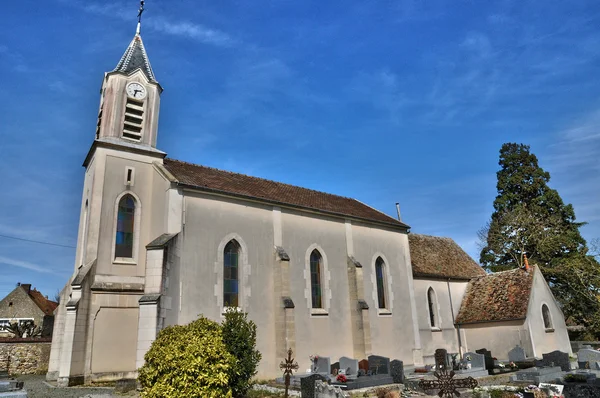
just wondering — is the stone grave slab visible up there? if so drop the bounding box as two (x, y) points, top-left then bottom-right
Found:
(334, 374), (394, 390)
(536, 350), (570, 372)
(578, 349), (600, 370)
(315, 380), (348, 398)
(390, 359), (404, 383)
(476, 348), (494, 373)
(367, 355), (390, 375)
(509, 366), (563, 383)
(434, 348), (448, 370)
(457, 352), (488, 378)
(508, 345), (526, 362)
(301, 373), (327, 398)
(315, 357), (331, 374)
(339, 357), (358, 376)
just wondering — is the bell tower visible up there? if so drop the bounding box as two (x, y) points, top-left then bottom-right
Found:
(94, 7), (162, 148)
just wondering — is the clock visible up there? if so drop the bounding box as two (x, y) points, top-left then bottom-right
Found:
(126, 82), (147, 100)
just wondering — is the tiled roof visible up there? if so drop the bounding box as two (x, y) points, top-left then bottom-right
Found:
(162, 159), (409, 228)
(26, 288), (58, 316)
(455, 267), (534, 324)
(113, 34), (156, 83)
(409, 234), (486, 279)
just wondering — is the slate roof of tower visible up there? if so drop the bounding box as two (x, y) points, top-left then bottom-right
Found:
(113, 34), (156, 83)
(455, 267), (534, 324)
(162, 158), (409, 228)
(408, 234), (486, 280)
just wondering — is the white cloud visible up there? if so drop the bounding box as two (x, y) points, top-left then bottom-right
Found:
(0, 256), (53, 274)
(62, 0), (235, 47)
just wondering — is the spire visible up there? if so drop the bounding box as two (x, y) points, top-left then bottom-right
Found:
(112, 0), (156, 83)
(136, 0), (144, 35)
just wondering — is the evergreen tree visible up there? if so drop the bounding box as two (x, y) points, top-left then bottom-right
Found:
(479, 143), (600, 338)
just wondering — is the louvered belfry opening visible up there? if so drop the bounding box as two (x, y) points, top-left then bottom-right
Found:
(123, 98), (144, 141)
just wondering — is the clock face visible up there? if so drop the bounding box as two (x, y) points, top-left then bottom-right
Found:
(126, 82), (147, 100)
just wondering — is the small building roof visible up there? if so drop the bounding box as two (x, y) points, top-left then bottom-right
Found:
(113, 33), (157, 83)
(16, 284), (58, 316)
(408, 234), (486, 280)
(162, 158), (409, 229)
(455, 267), (534, 324)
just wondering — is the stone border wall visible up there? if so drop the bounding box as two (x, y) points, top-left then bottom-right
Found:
(0, 338), (52, 375)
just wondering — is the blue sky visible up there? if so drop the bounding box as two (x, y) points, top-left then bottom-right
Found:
(1, 0), (599, 299)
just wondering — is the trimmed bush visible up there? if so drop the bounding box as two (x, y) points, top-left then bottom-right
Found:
(138, 317), (235, 398)
(222, 308), (262, 397)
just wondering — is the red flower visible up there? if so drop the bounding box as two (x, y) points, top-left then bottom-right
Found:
(336, 374), (347, 383)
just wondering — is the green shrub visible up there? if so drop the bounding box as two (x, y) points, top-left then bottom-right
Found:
(222, 308), (262, 397)
(138, 317), (236, 398)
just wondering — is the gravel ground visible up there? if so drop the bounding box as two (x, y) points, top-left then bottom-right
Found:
(17, 375), (138, 398)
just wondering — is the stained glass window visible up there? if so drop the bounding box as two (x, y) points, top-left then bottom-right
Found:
(375, 257), (386, 309)
(310, 250), (322, 309)
(428, 288), (436, 327)
(115, 195), (135, 258)
(224, 241), (240, 307)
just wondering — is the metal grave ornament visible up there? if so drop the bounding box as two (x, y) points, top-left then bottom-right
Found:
(419, 368), (478, 397)
(280, 348), (299, 398)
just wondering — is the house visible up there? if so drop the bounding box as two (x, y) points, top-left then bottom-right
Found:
(0, 283), (58, 338)
(46, 14), (571, 386)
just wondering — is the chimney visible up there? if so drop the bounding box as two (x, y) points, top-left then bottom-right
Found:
(21, 284), (31, 293)
(395, 203), (402, 222)
(523, 254), (530, 271)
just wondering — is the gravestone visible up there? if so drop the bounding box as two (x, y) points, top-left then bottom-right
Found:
(434, 348), (448, 370)
(358, 359), (369, 372)
(301, 373), (327, 398)
(577, 349), (600, 370)
(315, 357), (331, 374)
(508, 345), (526, 362)
(390, 359), (404, 383)
(536, 350), (570, 372)
(476, 348), (494, 372)
(367, 355), (390, 375)
(339, 356), (359, 376)
(463, 352), (485, 370)
(457, 352), (489, 378)
(330, 362), (340, 375)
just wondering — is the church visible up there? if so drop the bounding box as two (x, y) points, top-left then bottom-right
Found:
(46, 15), (571, 387)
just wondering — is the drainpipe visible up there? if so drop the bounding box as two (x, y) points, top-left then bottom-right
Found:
(447, 279), (463, 358)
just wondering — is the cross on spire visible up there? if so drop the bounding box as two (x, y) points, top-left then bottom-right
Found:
(136, 1), (145, 35)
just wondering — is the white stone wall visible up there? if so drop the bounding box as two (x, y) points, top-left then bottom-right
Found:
(172, 190), (418, 377)
(526, 267), (572, 357)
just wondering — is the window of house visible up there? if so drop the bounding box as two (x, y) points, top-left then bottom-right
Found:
(310, 250), (323, 309)
(0, 319), (9, 331)
(428, 287), (437, 328)
(115, 195), (135, 258)
(375, 257), (387, 309)
(542, 304), (553, 331)
(223, 240), (240, 307)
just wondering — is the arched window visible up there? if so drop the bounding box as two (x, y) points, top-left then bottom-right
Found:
(310, 250), (323, 309)
(542, 304), (553, 330)
(115, 195), (135, 258)
(427, 287), (437, 328)
(375, 257), (386, 309)
(223, 240), (240, 307)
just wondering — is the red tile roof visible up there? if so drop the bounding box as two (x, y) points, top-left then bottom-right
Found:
(163, 158), (409, 228)
(26, 288), (58, 315)
(455, 267), (534, 324)
(409, 234), (486, 280)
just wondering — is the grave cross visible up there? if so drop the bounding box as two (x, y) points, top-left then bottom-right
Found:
(419, 368), (478, 397)
(280, 348), (299, 398)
